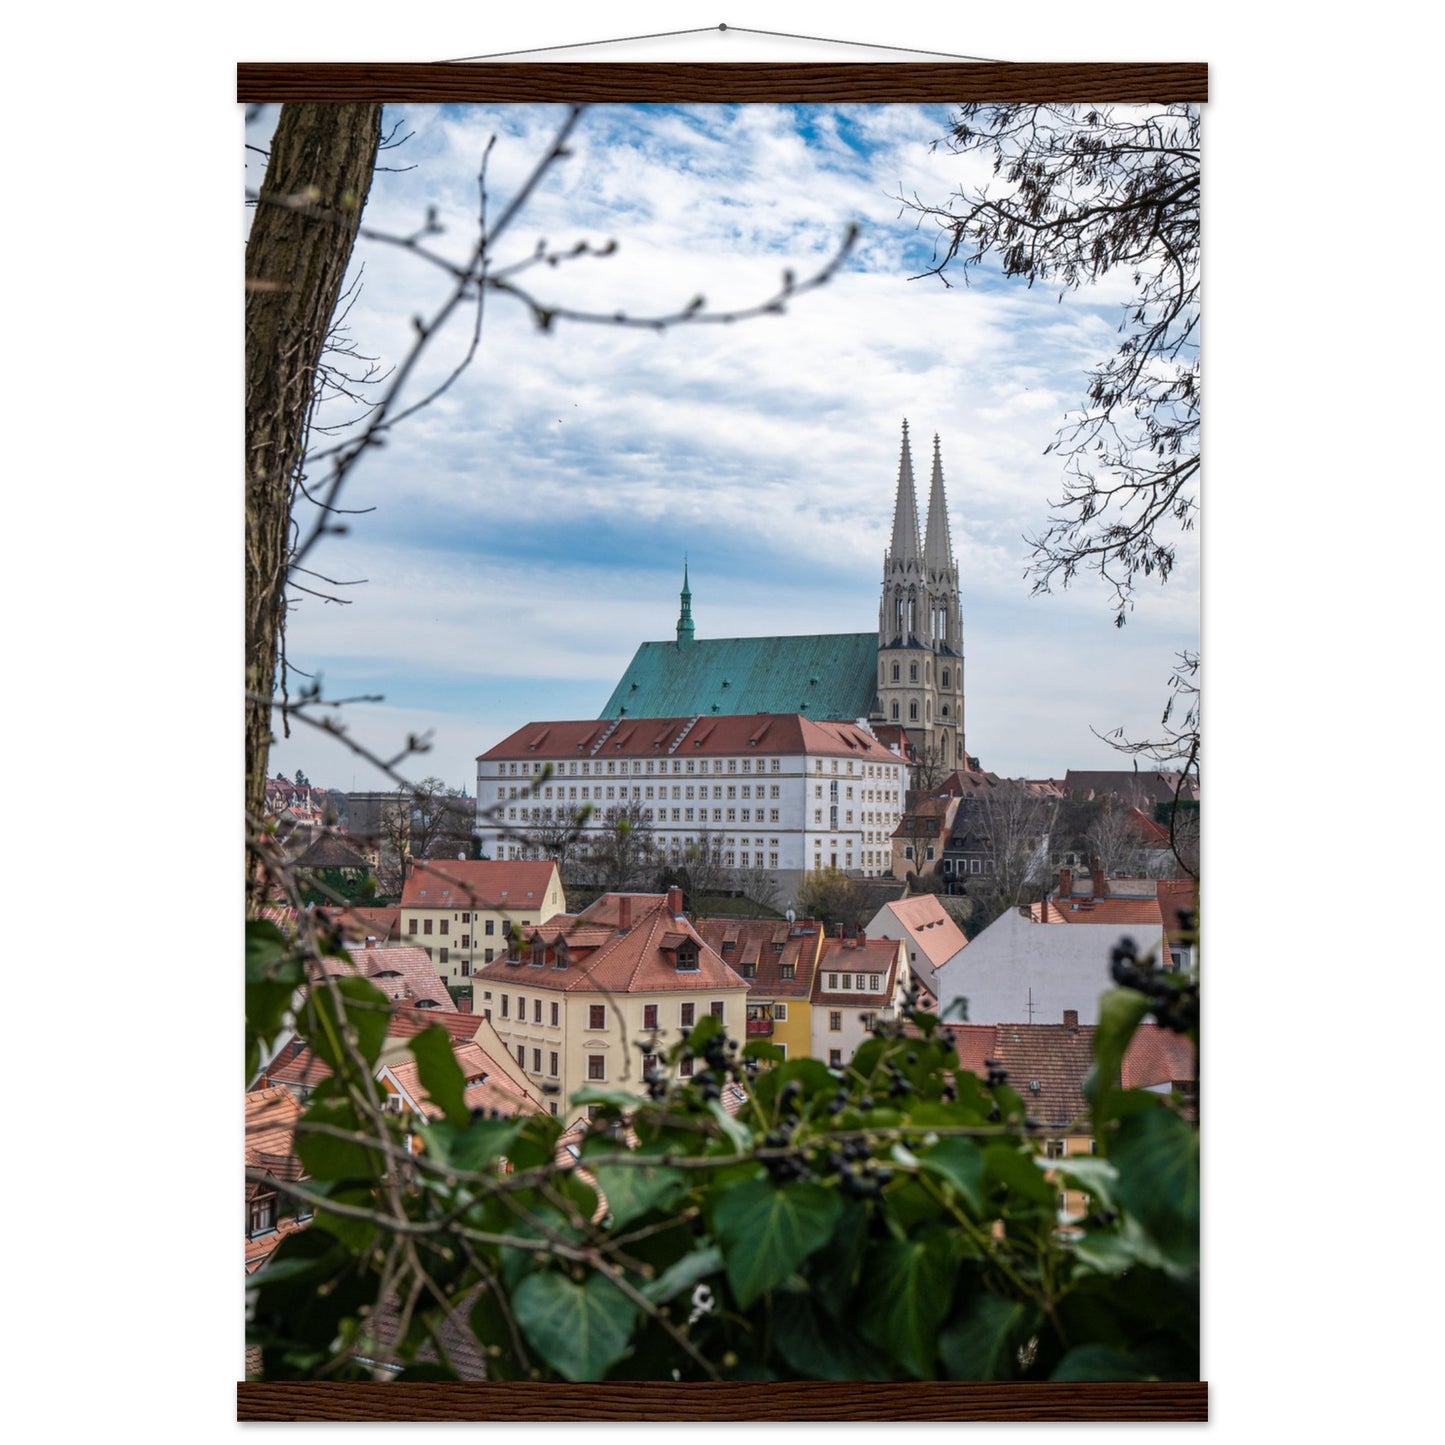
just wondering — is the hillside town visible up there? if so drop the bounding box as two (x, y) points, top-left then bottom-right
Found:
(248, 421), (1199, 1302)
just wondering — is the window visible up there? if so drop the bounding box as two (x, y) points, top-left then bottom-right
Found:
(891, 662), (899, 681)
(869, 974), (879, 990)
(780, 962), (795, 980)
(841, 974), (852, 990)
(675, 944), (699, 971)
(461, 959), (470, 976)
(461, 934), (470, 949)
(516, 1044), (525, 1065)
(517, 996), (525, 1018)
(828, 1049), (842, 1068)
(485, 948), (494, 963)
(248, 1195), (277, 1238)
(829, 1011), (842, 1031)
(710, 1001), (724, 1020)
(589, 1004), (606, 1030)
(1045, 1139), (1067, 1160)
(642, 1054), (658, 1075)
(588, 1055), (605, 1080)
(423, 919), (433, 935)
(408, 918), (418, 934)
(534, 998), (542, 1024)
(439, 919), (449, 936)
(462, 912), (471, 924)
(550, 1001), (559, 1027)
(501, 996), (510, 1018)
(643, 1004), (658, 1030)
(533, 1049), (542, 1073)
(681, 1002), (696, 1027)
(679, 1057), (694, 1077)
(549, 1052), (559, 1076)
(909, 702), (918, 721)
(827, 973), (838, 989)
(485, 919), (495, 935)
(439, 947), (449, 964)
(774, 1003), (788, 1021)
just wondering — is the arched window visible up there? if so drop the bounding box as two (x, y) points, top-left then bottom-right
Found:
(909, 701), (918, 720)
(942, 669), (950, 689)
(891, 662), (900, 682)
(891, 701), (899, 720)
(909, 662), (918, 683)
(941, 704), (950, 718)
(907, 596), (915, 633)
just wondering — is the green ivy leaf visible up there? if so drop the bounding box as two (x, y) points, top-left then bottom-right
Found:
(1110, 1107), (1199, 1269)
(294, 1099), (387, 1182)
(1086, 987), (1151, 1131)
(443, 1114), (523, 1174)
(1050, 1343), (1155, 1380)
(641, 1245), (723, 1305)
(859, 1232), (958, 1378)
(982, 1141), (1058, 1211)
(712, 1177), (841, 1308)
(245, 920), (305, 1082)
(938, 1292), (1035, 1380)
(406, 1025), (468, 1129)
(1050, 1155), (1120, 1212)
(512, 1270), (638, 1381)
(590, 1163), (685, 1230)
(773, 1291), (891, 1380)
(917, 1136), (986, 1216)
(307, 975), (391, 1076)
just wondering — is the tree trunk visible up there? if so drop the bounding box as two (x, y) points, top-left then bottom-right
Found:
(245, 103), (382, 829)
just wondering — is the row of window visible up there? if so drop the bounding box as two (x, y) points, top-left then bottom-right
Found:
(884, 660), (953, 688)
(409, 917), (499, 936)
(496, 756), (786, 779)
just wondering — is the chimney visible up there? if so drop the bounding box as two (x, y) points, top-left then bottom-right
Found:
(457, 995), (473, 1015)
(618, 895), (632, 933)
(668, 885), (684, 917)
(1092, 860), (1106, 898)
(365, 935), (376, 949)
(837, 923), (845, 939)
(1063, 1009), (1078, 1032)
(1058, 866), (1072, 898)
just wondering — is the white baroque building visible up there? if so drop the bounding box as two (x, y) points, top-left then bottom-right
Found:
(476, 712), (908, 901)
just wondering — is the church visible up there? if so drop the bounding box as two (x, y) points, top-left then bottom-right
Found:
(599, 420), (967, 774)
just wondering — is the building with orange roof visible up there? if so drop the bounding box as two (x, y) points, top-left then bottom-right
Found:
(310, 940), (456, 1012)
(399, 858), (566, 991)
(245, 1084), (311, 1273)
(472, 887), (748, 1118)
(865, 893), (970, 991)
(693, 914), (828, 1060)
(811, 930), (908, 1068)
(477, 712), (909, 905)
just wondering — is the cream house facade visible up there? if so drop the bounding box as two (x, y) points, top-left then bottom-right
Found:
(399, 859), (566, 988)
(473, 888), (748, 1120)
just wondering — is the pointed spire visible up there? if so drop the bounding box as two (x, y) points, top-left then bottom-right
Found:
(888, 419), (922, 564)
(676, 557), (695, 647)
(924, 433), (955, 576)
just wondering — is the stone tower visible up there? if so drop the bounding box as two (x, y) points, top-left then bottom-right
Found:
(877, 420), (964, 772)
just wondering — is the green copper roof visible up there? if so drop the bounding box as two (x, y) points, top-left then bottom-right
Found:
(600, 633), (880, 722)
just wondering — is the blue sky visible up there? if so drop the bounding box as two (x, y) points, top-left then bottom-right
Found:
(251, 101), (1200, 793)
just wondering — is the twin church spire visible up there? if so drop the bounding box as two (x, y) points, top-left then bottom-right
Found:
(879, 418), (965, 771)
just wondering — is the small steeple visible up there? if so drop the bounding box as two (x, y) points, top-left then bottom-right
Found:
(887, 419), (923, 564)
(923, 433), (956, 577)
(676, 558), (695, 647)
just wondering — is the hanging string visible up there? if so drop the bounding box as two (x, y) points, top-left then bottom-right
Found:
(442, 23), (1000, 65)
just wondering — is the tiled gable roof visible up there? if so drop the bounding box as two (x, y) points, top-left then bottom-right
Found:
(292, 833), (370, 871)
(314, 904), (401, 944)
(401, 859), (559, 912)
(1121, 1026), (1197, 1090)
(477, 893), (748, 995)
(813, 936), (902, 1005)
(311, 944), (456, 1012)
(245, 1085), (302, 1167)
(1034, 896), (1167, 928)
(479, 713), (904, 765)
(384, 1042), (543, 1121)
(693, 915), (824, 999)
(876, 895), (969, 973)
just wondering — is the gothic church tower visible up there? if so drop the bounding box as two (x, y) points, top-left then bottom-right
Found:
(877, 420), (965, 772)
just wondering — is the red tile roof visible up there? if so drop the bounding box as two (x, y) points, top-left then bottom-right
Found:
(383, 1040), (543, 1121)
(314, 904), (401, 945)
(311, 943), (456, 1012)
(479, 714), (907, 764)
(693, 916), (825, 1000)
(813, 936), (903, 1006)
(401, 859), (560, 912)
(1120, 1026), (1197, 1090)
(874, 895), (969, 973)
(477, 892), (747, 995)
(245, 1084), (303, 1169)
(1034, 896), (1167, 928)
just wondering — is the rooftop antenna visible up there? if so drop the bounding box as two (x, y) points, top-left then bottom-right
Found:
(1026, 987), (1036, 1024)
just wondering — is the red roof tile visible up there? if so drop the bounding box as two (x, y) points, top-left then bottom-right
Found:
(693, 915), (825, 999)
(479, 714), (907, 764)
(874, 895), (969, 973)
(311, 943), (456, 1012)
(401, 858), (560, 912)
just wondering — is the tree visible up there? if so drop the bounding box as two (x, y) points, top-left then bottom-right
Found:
(245, 104), (382, 837)
(958, 780), (1056, 932)
(579, 801), (659, 893)
(902, 104), (1199, 625)
(731, 861), (782, 914)
(522, 804), (593, 879)
(794, 865), (870, 930)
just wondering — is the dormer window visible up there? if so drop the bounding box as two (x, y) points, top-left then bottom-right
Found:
(675, 944), (699, 972)
(248, 1194), (277, 1239)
